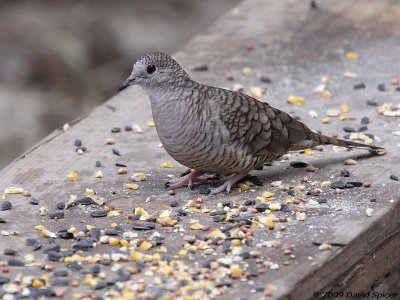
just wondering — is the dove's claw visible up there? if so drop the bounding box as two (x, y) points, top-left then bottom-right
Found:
(210, 173), (247, 195)
(167, 170), (205, 190)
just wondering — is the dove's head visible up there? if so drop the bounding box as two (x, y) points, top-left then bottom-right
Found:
(118, 52), (189, 92)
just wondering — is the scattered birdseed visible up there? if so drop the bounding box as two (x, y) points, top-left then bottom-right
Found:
(238, 183), (250, 191)
(255, 203), (268, 212)
(318, 243), (332, 251)
(126, 183), (139, 190)
(63, 123), (72, 132)
(290, 161), (308, 168)
(377, 83), (386, 91)
(26, 238), (42, 251)
(260, 75), (272, 83)
(322, 90), (331, 99)
(4, 248), (16, 255)
(353, 83), (366, 89)
(249, 87), (265, 99)
(322, 117), (331, 123)
(326, 109), (340, 117)
(232, 83), (244, 91)
(118, 168), (128, 175)
(344, 159), (357, 165)
(132, 223), (155, 231)
(106, 138), (115, 145)
(391, 78), (399, 85)
(367, 100), (378, 106)
(243, 67), (255, 77)
(90, 210), (108, 218)
(392, 131), (400, 136)
(49, 212), (64, 219)
(4, 187), (24, 194)
(343, 71), (357, 78)
(345, 51), (358, 60)
(112, 148), (121, 156)
(132, 124), (143, 133)
(191, 63), (209, 71)
(287, 95), (305, 105)
(343, 127), (356, 133)
(67, 171), (79, 182)
(360, 116), (370, 125)
(0, 201), (12, 211)
(147, 121), (155, 127)
(130, 172), (147, 182)
(0, 276), (10, 284)
(160, 162), (173, 168)
(8, 258), (25, 267)
(365, 208), (374, 217)
(169, 200), (178, 207)
(95, 161), (102, 167)
(111, 127), (121, 133)
(306, 164), (316, 172)
(296, 212), (307, 221)
(341, 169), (350, 177)
(308, 110), (318, 118)
(198, 187), (211, 194)
(390, 174), (399, 181)
(39, 207), (49, 216)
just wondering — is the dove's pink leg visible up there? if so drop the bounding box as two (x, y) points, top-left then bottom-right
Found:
(210, 173), (247, 194)
(166, 170), (206, 190)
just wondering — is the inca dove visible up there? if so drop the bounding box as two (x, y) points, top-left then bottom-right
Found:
(118, 52), (385, 194)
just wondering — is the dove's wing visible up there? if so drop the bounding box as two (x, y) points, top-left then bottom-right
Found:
(213, 88), (310, 156)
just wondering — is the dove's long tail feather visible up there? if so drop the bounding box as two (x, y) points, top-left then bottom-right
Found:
(309, 131), (386, 154)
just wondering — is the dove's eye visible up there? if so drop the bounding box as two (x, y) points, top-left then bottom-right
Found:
(146, 65), (156, 74)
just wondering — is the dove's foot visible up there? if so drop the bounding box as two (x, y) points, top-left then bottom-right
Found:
(166, 170), (206, 190)
(210, 173), (247, 195)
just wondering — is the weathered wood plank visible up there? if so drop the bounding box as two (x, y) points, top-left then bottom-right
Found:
(0, 0), (399, 299)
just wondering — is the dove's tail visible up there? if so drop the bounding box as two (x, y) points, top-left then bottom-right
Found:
(309, 131), (386, 155)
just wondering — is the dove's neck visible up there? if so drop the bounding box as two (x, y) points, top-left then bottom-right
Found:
(146, 79), (204, 146)
(146, 78), (197, 115)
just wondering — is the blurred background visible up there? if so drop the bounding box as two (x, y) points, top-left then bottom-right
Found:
(0, 0), (240, 170)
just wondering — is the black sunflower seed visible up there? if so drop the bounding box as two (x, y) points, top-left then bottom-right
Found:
(132, 222), (155, 231)
(255, 203), (268, 212)
(1, 201), (12, 211)
(191, 63), (209, 72)
(29, 198), (39, 205)
(49, 212), (64, 219)
(290, 161), (308, 168)
(377, 83), (386, 91)
(56, 202), (65, 210)
(74, 139), (82, 147)
(112, 148), (121, 156)
(90, 210), (107, 218)
(361, 117), (370, 125)
(353, 83), (366, 89)
(260, 75), (272, 83)
(8, 258), (25, 267)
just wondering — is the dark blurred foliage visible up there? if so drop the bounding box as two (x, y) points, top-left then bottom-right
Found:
(0, 0), (239, 168)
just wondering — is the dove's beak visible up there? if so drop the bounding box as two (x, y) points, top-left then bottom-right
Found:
(118, 73), (137, 92)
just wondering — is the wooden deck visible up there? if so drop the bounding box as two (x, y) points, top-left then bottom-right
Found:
(0, 0), (399, 299)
